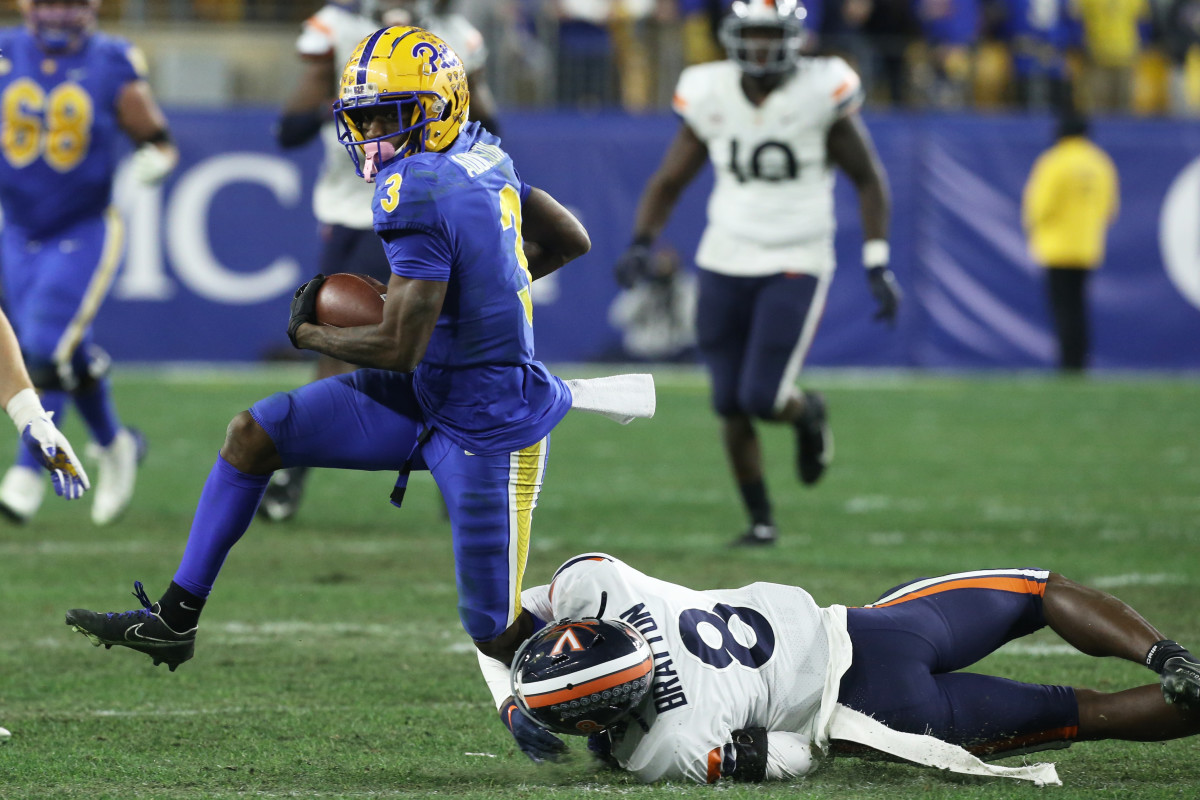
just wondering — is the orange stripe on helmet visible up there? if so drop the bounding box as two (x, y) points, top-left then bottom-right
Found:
(522, 661), (653, 709)
(868, 576), (1047, 608)
(706, 747), (722, 783)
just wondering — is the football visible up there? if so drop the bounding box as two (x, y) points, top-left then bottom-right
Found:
(314, 273), (387, 328)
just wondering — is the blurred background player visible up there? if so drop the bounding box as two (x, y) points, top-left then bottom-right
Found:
(1022, 112), (1118, 373)
(613, 0), (901, 547)
(0, 0), (175, 525)
(265, 0), (500, 522)
(487, 553), (1200, 782)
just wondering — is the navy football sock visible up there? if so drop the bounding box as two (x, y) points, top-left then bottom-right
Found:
(72, 378), (120, 447)
(15, 391), (68, 470)
(173, 454), (270, 597)
(738, 480), (773, 527)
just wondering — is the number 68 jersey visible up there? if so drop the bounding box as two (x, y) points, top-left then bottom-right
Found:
(524, 554), (855, 783)
(672, 57), (863, 279)
(0, 28), (144, 238)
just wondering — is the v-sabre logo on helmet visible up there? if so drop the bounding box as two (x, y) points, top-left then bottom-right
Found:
(510, 618), (654, 735)
(550, 627), (586, 656)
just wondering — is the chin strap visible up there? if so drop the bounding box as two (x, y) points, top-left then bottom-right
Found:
(362, 141), (396, 184)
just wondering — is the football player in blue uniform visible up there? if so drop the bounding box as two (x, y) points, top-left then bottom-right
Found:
(65, 26), (604, 674)
(0, 0), (176, 525)
(262, 0), (501, 522)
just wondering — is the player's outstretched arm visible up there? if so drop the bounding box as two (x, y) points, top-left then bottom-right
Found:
(117, 80), (178, 185)
(521, 188), (591, 280)
(0, 312), (89, 498)
(615, 123), (708, 288)
(827, 115), (900, 324)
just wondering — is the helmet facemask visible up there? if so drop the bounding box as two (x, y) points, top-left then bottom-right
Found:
(719, 0), (807, 77)
(334, 85), (449, 181)
(22, 0), (99, 54)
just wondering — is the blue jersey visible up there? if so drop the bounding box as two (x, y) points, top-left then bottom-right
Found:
(371, 123), (572, 456)
(0, 28), (142, 238)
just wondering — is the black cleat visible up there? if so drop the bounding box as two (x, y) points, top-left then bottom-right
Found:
(1161, 655), (1200, 712)
(257, 466), (309, 522)
(65, 581), (195, 671)
(729, 523), (777, 547)
(795, 391), (833, 486)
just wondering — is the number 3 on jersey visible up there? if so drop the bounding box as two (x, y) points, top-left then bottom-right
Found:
(1, 78), (93, 172)
(499, 182), (533, 325)
(380, 173), (402, 213)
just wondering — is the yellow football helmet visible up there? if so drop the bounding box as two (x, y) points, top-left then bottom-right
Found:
(333, 26), (470, 181)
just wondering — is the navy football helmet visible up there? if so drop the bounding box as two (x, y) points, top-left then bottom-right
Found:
(511, 618), (654, 736)
(719, 0), (807, 76)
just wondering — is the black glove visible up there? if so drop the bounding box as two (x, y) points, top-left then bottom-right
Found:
(614, 240), (653, 289)
(728, 727), (769, 783)
(500, 699), (567, 763)
(866, 266), (901, 325)
(288, 273), (325, 348)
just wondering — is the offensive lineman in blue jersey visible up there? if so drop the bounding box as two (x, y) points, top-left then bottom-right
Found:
(65, 27), (604, 706)
(0, 0), (177, 525)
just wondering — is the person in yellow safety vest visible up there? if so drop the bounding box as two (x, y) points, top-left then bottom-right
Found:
(1022, 113), (1119, 373)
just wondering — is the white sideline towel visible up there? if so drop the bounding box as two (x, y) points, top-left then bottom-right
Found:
(566, 374), (656, 424)
(827, 705), (1062, 787)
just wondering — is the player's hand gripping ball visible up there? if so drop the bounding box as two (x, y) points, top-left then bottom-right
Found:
(288, 273), (388, 348)
(315, 273), (388, 328)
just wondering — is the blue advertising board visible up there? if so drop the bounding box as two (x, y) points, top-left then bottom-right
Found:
(88, 109), (1200, 369)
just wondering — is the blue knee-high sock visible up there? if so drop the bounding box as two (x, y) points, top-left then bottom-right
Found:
(72, 378), (120, 447)
(173, 454), (271, 598)
(15, 391), (68, 470)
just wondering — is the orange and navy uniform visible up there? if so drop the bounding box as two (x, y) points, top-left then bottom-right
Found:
(837, 568), (1080, 751)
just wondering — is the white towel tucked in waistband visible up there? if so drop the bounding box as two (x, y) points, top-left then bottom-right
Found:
(566, 374), (656, 424)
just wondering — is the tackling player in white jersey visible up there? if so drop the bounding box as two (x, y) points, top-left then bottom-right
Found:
(265, 0), (499, 521)
(614, 0), (902, 547)
(481, 553), (1200, 785)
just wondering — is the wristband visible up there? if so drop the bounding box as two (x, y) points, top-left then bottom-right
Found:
(6, 387), (44, 432)
(631, 234), (653, 248)
(863, 239), (890, 269)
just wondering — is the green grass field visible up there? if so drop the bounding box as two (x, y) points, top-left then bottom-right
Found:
(2, 365), (1199, 799)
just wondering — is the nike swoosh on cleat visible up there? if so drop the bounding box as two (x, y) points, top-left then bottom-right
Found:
(125, 623), (174, 644)
(180, 602), (199, 611)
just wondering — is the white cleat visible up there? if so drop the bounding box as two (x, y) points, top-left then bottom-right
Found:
(0, 465), (46, 524)
(90, 428), (143, 526)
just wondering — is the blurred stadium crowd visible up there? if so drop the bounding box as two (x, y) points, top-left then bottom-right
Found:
(13, 0), (1200, 116)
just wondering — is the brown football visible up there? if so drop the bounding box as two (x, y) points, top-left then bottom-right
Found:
(314, 273), (387, 328)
